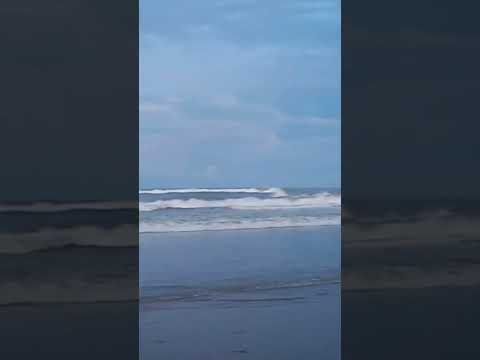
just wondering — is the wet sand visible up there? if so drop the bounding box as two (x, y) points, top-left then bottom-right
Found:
(140, 226), (340, 360)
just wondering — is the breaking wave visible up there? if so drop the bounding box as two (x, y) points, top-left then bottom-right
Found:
(140, 192), (340, 211)
(139, 187), (287, 197)
(140, 216), (339, 233)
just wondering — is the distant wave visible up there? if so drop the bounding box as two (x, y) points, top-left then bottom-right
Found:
(140, 216), (339, 233)
(140, 192), (340, 211)
(139, 187), (287, 197)
(0, 201), (136, 213)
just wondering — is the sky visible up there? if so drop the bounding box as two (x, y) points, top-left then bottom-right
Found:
(140, 0), (340, 189)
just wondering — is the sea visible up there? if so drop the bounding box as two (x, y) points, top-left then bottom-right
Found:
(140, 187), (341, 359)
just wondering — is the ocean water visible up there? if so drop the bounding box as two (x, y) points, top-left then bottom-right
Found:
(140, 187), (340, 233)
(140, 187), (341, 359)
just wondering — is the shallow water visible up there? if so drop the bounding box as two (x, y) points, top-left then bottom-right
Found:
(140, 226), (340, 359)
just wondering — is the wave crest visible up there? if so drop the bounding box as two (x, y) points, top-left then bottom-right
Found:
(140, 216), (339, 233)
(140, 192), (340, 211)
(139, 187), (287, 197)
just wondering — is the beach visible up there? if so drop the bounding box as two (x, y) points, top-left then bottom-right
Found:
(140, 225), (340, 359)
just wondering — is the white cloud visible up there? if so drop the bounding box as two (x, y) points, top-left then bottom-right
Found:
(204, 165), (220, 179)
(140, 0), (340, 187)
(140, 101), (174, 114)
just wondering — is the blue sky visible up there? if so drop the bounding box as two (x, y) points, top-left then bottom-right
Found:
(140, 0), (340, 188)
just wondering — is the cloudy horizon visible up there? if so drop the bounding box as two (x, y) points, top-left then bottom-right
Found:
(140, 0), (340, 189)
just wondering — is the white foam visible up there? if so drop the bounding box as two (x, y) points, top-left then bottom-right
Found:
(140, 192), (340, 211)
(140, 216), (340, 233)
(139, 187), (287, 197)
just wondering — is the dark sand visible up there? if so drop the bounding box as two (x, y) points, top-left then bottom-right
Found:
(140, 226), (340, 360)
